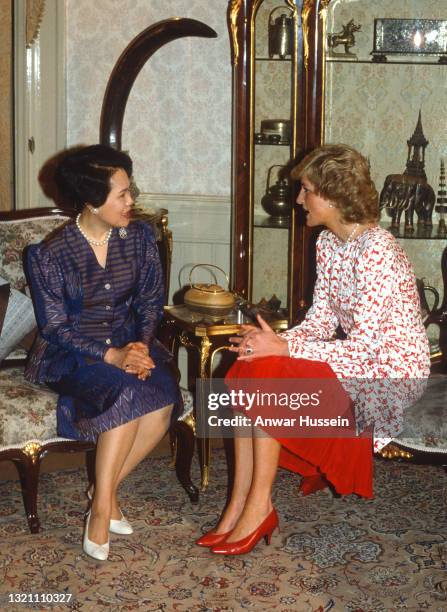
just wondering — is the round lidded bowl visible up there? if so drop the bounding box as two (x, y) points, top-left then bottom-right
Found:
(184, 283), (235, 316)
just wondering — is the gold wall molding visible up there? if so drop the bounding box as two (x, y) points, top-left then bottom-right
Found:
(26, 0), (46, 47)
(229, 0), (243, 66)
(301, 1), (331, 70)
(301, 1), (313, 70)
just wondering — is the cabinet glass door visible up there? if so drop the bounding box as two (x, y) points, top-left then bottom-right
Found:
(322, 0), (447, 346)
(229, 0), (303, 323)
(252, 0), (296, 314)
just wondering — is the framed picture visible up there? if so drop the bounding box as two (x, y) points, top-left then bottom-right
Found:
(373, 18), (447, 55)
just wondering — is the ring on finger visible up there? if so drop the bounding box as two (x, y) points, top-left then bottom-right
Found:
(245, 347), (254, 355)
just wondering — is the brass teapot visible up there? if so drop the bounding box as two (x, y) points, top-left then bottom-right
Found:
(261, 165), (291, 218)
(184, 264), (236, 316)
(268, 6), (294, 59)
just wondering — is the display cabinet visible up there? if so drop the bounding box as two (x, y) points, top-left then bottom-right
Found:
(229, 0), (310, 325)
(229, 0), (447, 335)
(310, 0), (447, 363)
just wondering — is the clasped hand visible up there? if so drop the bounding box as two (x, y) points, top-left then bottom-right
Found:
(104, 342), (154, 381)
(229, 314), (289, 360)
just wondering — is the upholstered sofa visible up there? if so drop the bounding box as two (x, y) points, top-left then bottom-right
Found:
(378, 281), (447, 464)
(0, 208), (198, 534)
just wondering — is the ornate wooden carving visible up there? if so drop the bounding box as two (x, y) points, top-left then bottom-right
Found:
(99, 19), (217, 149)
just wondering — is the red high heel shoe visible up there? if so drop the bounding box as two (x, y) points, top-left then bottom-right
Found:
(211, 509), (279, 555)
(195, 530), (231, 548)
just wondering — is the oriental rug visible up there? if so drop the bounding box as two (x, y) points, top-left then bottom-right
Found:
(0, 452), (446, 611)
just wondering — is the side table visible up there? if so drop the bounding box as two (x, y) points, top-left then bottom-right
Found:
(162, 305), (288, 490)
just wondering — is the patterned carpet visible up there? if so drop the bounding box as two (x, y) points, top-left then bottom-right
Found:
(0, 452), (446, 611)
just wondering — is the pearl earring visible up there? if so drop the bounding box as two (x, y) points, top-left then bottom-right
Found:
(87, 205), (98, 215)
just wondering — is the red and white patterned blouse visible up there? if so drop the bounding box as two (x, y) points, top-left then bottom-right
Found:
(279, 226), (431, 450)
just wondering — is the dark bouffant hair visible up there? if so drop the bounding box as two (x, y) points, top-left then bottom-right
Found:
(291, 144), (379, 223)
(54, 145), (133, 213)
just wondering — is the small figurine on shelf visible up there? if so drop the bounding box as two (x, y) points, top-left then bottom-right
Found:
(380, 111), (435, 236)
(327, 19), (361, 59)
(261, 165), (291, 218)
(435, 159), (447, 237)
(268, 6), (294, 59)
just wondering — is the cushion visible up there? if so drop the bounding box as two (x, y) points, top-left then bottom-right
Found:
(0, 282), (9, 333)
(0, 367), (60, 449)
(0, 214), (70, 362)
(0, 215), (70, 291)
(0, 277), (36, 362)
(393, 374), (447, 453)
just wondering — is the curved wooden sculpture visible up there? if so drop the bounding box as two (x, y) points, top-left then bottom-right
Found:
(99, 18), (217, 149)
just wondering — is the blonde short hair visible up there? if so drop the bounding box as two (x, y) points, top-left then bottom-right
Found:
(291, 144), (379, 223)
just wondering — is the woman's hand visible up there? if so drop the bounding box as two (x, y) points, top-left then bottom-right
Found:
(229, 314), (289, 360)
(104, 342), (154, 380)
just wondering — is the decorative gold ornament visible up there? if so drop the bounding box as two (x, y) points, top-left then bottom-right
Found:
(378, 443), (413, 460)
(229, 0), (243, 66)
(301, 1), (313, 70)
(26, 0), (46, 47)
(183, 411), (196, 434)
(23, 441), (41, 463)
(199, 336), (212, 379)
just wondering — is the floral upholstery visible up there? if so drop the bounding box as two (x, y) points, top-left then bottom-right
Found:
(0, 366), (193, 451)
(0, 215), (70, 291)
(392, 374), (447, 453)
(0, 367), (61, 449)
(0, 212), (194, 449)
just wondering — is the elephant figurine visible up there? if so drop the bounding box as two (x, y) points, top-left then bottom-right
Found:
(413, 182), (435, 227)
(380, 174), (435, 231)
(380, 174), (414, 231)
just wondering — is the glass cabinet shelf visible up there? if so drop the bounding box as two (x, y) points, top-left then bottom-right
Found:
(326, 57), (446, 66)
(255, 57), (292, 62)
(254, 141), (291, 147)
(254, 214), (290, 229)
(381, 223), (447, 239)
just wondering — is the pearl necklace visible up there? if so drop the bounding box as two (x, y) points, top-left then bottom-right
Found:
(76, 214), (112, 246)
(345, 223), (360, 244)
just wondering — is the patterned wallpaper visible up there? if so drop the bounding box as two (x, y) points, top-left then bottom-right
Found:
(66, 0), (231, 196)
(324, 0), (447, 311)
(0, 1), (12, 211)
(66, 0), (447, 319)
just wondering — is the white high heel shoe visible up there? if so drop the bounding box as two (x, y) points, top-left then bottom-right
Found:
(87, 487), (133, 535)
(110, 513), (133, 535)
(83, 511), (110, 561)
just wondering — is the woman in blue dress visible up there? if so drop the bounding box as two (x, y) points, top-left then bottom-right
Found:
(25, 145), (180, 561)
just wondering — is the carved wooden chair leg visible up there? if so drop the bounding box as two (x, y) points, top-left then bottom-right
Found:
(172, 420), (199, 503)
(85, 448), (96, 494)
(13, 454), (42, 534)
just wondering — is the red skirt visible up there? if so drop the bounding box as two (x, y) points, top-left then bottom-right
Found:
(225, 356), (373, 498)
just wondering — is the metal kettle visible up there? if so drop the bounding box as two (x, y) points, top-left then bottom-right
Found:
(268, 6), (294, 59)
(184, 264), (236, 316)
(261, 165), (291, 218)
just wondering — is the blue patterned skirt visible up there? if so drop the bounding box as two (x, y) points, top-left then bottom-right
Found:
(48, 343), (181, 442)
